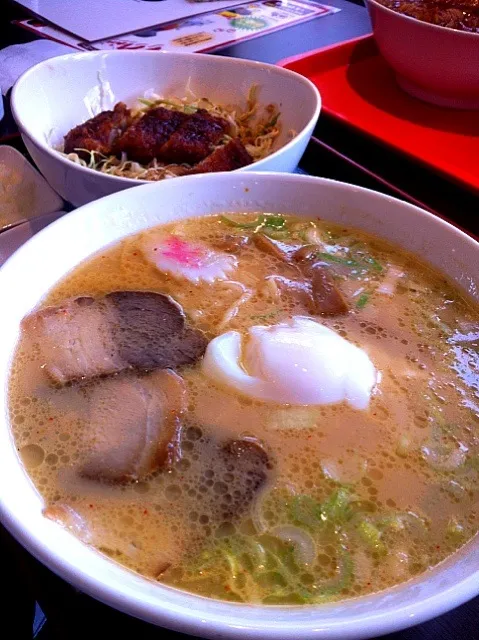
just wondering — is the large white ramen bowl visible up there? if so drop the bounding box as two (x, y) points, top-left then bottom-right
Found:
(0, 173), (477, 639)
(11, 50), (320, 207)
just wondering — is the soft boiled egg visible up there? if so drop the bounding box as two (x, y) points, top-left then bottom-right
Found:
(202, 317), (378, 409)
(141, 232), (237, 284)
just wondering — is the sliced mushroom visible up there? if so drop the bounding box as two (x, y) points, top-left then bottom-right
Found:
(253, 233), (290, 262)
(268, 276), (315, 312)
(311, 265), (349, 316)
(292, 244), (319, 264)
(211, 234), (250, 254)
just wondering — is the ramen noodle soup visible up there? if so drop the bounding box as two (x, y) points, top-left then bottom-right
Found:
(9, 213), (478, 605)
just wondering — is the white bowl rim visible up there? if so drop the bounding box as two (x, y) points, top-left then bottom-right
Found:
(366, 0), (479, 39)
(11, 49), (321, 186)
(0, 171), (477, 640)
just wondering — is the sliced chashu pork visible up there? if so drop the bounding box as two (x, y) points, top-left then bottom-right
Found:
(44, 500), (185, 577)
(81, 369), (186, 482)
(22, 291), (207, 385)
(217, 438), (272, 520)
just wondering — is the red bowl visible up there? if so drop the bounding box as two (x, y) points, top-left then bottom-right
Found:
(366, 0), (479, 109)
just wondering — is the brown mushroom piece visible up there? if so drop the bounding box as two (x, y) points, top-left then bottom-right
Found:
(22, 291), (207, 385)
(253, 233), (290, 261)
(311, 264), (349, 316)
(211, 234), (250, 254)
(292, 244), (319, 271)
(267, 276), (315, 314)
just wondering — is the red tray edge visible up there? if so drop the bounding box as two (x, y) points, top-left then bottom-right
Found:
(276, 33), (373, 70)
(277, 36), (479, 195)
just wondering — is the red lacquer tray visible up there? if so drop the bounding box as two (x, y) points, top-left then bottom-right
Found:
(278, 35), (479, 194)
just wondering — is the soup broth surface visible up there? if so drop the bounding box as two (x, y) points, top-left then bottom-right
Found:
(9, 213), (479, 605)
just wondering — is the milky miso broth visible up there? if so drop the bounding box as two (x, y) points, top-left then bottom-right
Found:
(9, 213), (479, 605)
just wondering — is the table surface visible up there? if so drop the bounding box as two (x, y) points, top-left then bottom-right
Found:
(1, 2), (478, 639)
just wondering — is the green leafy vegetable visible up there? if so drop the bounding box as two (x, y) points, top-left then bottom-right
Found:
(220, 213), (290, 239)
(198, 529), (354, 604)
(361, 256), (383, 272)
(223, 549), (242, 579)
(138, 98), (156, 107)
(320, 487), (354, 523)
(346, 241), (384, 272)
(421, 419), (467, 471)
(262, 112), (281, 134)
(316, 251), (384, 275)
(138, 98), (198, 113)
(176, 477), (436, 605)
(72, 148), (106, 170)
(446, 517), (465, 539)
(356, 293), (370, 309)
(290, 495), (323, 529)
(290, 487), (353, 530)
(255, 570), (287, 589)
(375, 511), (428, 536)
(357, 520), (386, 555)
(464, 454), (479, 472)
(263, 548), (354, 604)
(427, 314), (452, 336)
(261, 215), (287, 229)
(262, 589), (313, 605)
(316, 252), (361, 268)
(220, 214), (288, 233)
(250, 311), (280, 322)
(220, 215), (262, 229)
(313, 549), (354, 601)
(188, 532), (309, 604)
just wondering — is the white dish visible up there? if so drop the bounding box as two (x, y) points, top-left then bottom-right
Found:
(11, 50), (321, 207)
(0, 210), (66, 266)
(0, 146), (63, 231)
(0, 172), (477, 639)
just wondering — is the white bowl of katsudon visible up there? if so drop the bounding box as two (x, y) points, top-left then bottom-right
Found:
(0, 172), (478, 639)
(11, 50), (320, 206)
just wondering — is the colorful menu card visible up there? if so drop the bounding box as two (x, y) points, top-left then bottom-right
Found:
(13, 0), (255, 42)
(15, 1), (339, 53)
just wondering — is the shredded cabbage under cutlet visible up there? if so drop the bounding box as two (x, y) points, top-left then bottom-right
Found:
(60, 85), (287, 181)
